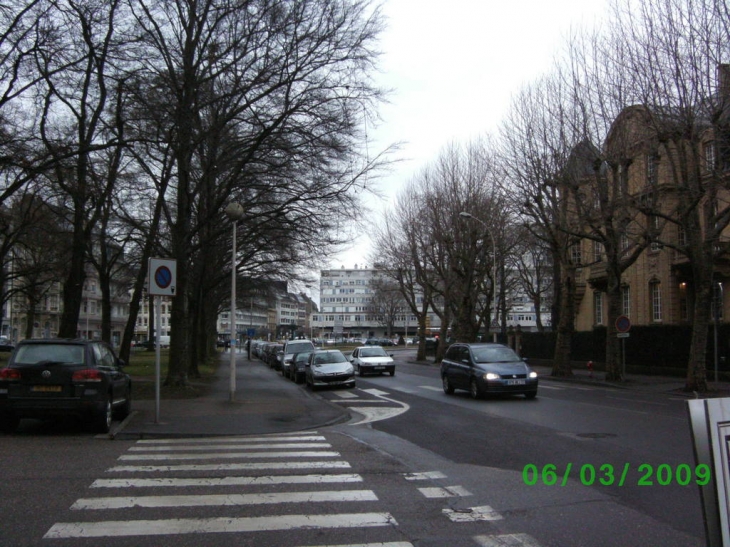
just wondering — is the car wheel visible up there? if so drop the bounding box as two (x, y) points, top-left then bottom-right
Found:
(0, 414), (19, 433)
(94, 396), (113, 433)
(442, 375), (454, 394)
(358, 365), (364, 377)
(525, 391), (537, 400)
(295, 373), (304, 384)
(469, 378), (482, 400)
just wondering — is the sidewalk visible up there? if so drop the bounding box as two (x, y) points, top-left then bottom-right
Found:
(113, 352), (349, 440)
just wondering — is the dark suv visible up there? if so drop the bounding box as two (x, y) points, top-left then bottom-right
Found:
(0, 339), (132, 433)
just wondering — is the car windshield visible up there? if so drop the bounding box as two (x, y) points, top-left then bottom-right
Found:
(313, 352), (347, 365)
(472, 347), (520, 363)
(360, 347), (388, 357)
(287, 342), (314, 354)
(294, 352), (312, 363)
(13, 344), (85, 365)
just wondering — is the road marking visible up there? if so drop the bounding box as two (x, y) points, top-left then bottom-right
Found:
(474, 533), (542, 546)
(91, 474), (363, 488)
(361, 388), (391, 396)
(536, 385), (564, 390)
(402, 471), (447, 481)
(136, 435), (326, 444)
(118, 451), (341, 461)
(44, 512), (398, 538)
(107, 461), (352, 473)
(128, 442), (332, 451)
(334, 391), (360, 399)
(72, 489), (379, 510)
(418, 485), (472, 498)
(349, 388), (410, 425)
(305, 544), (412, 547)
(443, 505), (503, 522)
(349, 407), (409, 425)
(333, 400), (394, 404)
(420, 386), (443, 392)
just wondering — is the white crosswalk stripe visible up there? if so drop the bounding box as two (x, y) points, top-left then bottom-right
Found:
(45, 433), (399, 543)
(44, 433), (539, 545)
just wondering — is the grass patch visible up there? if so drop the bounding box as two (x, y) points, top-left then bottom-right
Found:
(126, 348), (221, 400)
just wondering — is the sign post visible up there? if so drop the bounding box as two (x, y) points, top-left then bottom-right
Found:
(147, 258), (177, 423)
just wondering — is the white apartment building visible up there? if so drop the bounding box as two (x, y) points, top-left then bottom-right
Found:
(312, 266), (440, 340)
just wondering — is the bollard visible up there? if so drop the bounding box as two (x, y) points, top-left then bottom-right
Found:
(587, 360), (594, 379)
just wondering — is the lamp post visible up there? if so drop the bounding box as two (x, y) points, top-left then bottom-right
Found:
(459, 211), (498, 342)
(224, 202), (245, 402)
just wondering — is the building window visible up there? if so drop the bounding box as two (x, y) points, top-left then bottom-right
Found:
(646, 154), (659, 186)
(593, 241), (603, 262)
(650, 216), (662, 252)
(650, 282), (662, 322)
(593, 292), (603, 325)
(622, 286), (631, 317)
(705, 142), (716, 172)
(677, 224), (686, 247)
(571, 244), (582, 266)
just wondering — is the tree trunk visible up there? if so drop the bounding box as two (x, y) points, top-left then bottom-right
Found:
(551, 265), (576, 377)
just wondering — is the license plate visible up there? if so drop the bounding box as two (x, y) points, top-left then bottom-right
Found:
(31, 385), (62, 392)
(506, 379), (526, 386)
(374, 366), (384, 370)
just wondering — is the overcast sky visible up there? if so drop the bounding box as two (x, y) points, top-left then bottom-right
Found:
(324, 0), (610, 273)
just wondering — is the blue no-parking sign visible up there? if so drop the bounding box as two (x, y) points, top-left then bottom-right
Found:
(148, 258), (177, 296)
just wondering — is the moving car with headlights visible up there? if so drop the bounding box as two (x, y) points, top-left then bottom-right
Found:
(440, 342), (537, 399)
(348, 345), (395, 376)
(0, 339), (132, 433)
(305, 349), (355, 390)
(281, 339), (316, 379)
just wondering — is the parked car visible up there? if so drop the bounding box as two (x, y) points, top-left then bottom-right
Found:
(348, 345), (395, 376)
(305, 349), (355, 390)
(440, 343), (538, 400)
(281, 339), (316, 379)
(0, 338), (132, 433)
(0, 337), (14, 353)
(290, 351), (313, 384)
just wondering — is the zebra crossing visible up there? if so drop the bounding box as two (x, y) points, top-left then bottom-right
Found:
(42, 431), (542, 546)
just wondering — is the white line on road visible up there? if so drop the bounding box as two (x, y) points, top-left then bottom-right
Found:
(418, 485), (472, 498)
(361, 388), (391, 396)
(44, 512), (398, 538)
(136, 435), (326, 444)
(106, 461), (352, 473)
(474, 533), (542, 546)
(402, 471), (447, 481)
(72, 489), (378, 510)
(348, 406), (409, 425)
(443, 505), (503, 522)
(304, 544), (413, 547)
(118, 451), (341, 461)
(128, 442), (332, 451)
(91, 474), (363, 488)
(419, 386), (443, 392)
(334, 391), (360, 399)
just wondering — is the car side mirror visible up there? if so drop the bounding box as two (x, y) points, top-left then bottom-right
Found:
(117, 358), (126, 368)
(389, 353), (394, 357)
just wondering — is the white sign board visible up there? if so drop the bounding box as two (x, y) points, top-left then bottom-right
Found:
(688, 397), (730, 546)
(148, 258), (177, 297)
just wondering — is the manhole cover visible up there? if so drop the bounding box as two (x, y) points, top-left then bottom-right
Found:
(576, 432), (617, 439)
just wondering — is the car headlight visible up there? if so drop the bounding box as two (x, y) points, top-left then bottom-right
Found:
(484, 372), (500, 380)
(345, 366), (354, 374)
(529, 371), (538, 378)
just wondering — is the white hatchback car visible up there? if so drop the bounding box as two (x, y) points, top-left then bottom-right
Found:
(348, 346), (395, 377)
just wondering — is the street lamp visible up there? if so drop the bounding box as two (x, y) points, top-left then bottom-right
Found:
(224, 202), (245, 402)
(459, 211), (498, 342)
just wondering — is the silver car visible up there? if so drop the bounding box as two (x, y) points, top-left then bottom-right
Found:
(305, 349), (355, 390)
(348, 346), (395, 376)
